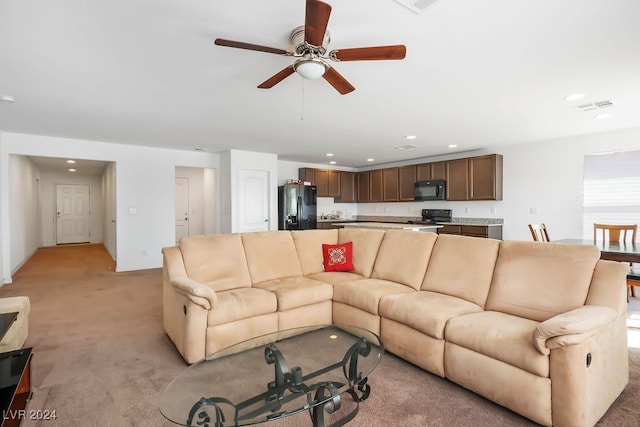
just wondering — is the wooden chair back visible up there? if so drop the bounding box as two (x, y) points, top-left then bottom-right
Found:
(593, 223), (637, 242)
(528, 223), (550, 242)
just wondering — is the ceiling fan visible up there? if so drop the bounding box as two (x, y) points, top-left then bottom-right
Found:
(214, 0), (407, 95)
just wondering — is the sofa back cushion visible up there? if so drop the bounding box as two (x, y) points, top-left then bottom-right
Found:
(371, 230), (438, 290)
(421, 234), (500, 308)
(179, 234), (252, 291)
(291, 229), (339, 275)
(486, 240), (600, 322)
(241, 231), (303, 284)
(338, 228), (386, 278)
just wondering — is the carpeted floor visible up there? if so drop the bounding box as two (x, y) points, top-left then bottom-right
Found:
(1, 244), (639, 426)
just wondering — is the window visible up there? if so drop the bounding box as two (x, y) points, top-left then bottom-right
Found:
(583, 149), (640, 240)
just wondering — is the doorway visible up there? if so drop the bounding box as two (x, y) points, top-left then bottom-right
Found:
(175, 167), (216, 243)
(56, 184), (91, 244)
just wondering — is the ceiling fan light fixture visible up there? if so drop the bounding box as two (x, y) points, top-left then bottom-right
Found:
(294, 58), (327, 80)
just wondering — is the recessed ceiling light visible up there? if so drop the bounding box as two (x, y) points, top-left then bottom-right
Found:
(395, 144), (417, 150)
(405, 135), (417, 140)
(329, 161), (336, 165)
(66, 159), (76, 164)
(564, 93), (586, 101)
(0, 95), (16, 103)
(595, 113), (613, 119)
(68, 168), (77, 172)
(326, 153), (334, 157)
(367, 158), (375, 162)
(448, 144), (458, 148)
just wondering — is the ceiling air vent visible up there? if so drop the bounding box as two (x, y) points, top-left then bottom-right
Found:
(576, 100), (614, 112)
(394, 0), (439, 14)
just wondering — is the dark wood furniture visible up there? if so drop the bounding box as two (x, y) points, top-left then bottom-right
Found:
(438, 224), (503, 240)
(529, 223), (551, 242)
(0, 347), (32, 427)
(298, 153), (502, 202)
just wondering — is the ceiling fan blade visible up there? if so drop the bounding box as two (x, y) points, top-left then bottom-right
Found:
(305, 0), (332, 47)
(258, 66), (296, 89)
(330, 45), (407, 62)
(214, 38), (290, 56)
(322, 67), (355, 95)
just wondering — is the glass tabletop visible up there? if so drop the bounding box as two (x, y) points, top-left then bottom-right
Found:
(158, 325), (383, 426)
(0, 312), (18, 343)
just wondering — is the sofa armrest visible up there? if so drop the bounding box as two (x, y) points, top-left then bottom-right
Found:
(170, 277), (218, 310)
(533, 305), (617, 355)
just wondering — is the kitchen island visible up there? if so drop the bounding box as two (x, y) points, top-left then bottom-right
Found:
(334, 222), (441, 232)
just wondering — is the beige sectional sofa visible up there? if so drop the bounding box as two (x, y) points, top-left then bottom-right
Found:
(162, 228), (629, 427)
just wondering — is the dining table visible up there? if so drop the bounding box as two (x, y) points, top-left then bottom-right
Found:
(554, 239), (640, 264)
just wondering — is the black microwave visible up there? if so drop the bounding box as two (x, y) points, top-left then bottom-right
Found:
(414, 180), (446, 201)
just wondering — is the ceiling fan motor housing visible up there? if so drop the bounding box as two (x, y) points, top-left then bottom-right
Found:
(290, 25), (331, 56)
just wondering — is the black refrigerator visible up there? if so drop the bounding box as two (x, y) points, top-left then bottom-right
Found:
(278, 184), (317, 230)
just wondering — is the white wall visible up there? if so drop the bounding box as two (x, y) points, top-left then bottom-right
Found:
(102, 162), (117, 261)
(0, 132), (219, 283)
(8, 155), (40, 276)
(38, 171), (104, 246)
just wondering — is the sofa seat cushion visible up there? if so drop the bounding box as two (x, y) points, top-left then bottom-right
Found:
(379, 291), (483, 339)
(207, 288), (277, 326)
(304, 271), (365, 285)
(333, 279), (415, 315)
(253, 277), (333, 311)
(445, 311), (549, 378)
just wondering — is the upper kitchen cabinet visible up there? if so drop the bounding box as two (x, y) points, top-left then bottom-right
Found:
(383, 168), (399, 201)
(369, 169), (384, 202)
(444, 154), (503, 201)
(446, 158), (469, 201)
(399, 165), (416, 201)
(469, 154), (503, 200)
(357, 171), (370, 202)
(298, 168), (340, 198)
(416, 161), (446, 181)
(337, 171), (357, 203)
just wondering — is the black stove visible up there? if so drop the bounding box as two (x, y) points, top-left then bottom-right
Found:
(407, 209), (452, 224)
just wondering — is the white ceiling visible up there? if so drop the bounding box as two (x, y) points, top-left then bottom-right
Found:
(1, 0), (639, 169)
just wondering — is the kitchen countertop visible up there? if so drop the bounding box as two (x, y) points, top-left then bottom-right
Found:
(334, 222), (442, 231)
(438, 222), (503, 227)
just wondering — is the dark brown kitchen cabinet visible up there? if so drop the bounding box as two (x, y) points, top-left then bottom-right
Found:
(430, 162), (446, 180)
(445, 158), (469, 201)
(298, 168), (316, 185)
(369, 170), (383, 202)
(399, 165), (416, 201)
(298, 168), (340, 198)
(382, 168), (399, 201)
(338, 171), (356, 203)
(469, 154), (503, 200)
(357, 171), (370, 202)
(438, 224), (503, 240)
(416, 161), (446, 181)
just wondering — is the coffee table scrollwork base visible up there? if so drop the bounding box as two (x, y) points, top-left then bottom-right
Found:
(187, 337), (373, 427)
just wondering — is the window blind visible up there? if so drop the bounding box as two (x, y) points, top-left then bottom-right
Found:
(583, 149), (640, 241)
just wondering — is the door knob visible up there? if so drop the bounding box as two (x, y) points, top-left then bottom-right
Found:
(264, 219), (268, 222)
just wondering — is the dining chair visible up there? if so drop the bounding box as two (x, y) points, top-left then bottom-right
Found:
(528, 223), (550, 242)
(593, 223), (637, 242)
(593, 223), (639, 301)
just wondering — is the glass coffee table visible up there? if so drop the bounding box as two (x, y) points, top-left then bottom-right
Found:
(159, 325), (383, 426)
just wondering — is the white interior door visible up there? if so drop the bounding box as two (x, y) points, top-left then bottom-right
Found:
(56, 184), (90, 244)
(237, 168), (270, 233)
(175, 177), (190, 243)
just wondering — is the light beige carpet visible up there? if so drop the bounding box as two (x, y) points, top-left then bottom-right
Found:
(1, 244), (639, 426)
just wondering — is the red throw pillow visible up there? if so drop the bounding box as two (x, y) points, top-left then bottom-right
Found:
(322, 242), (355, 272)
